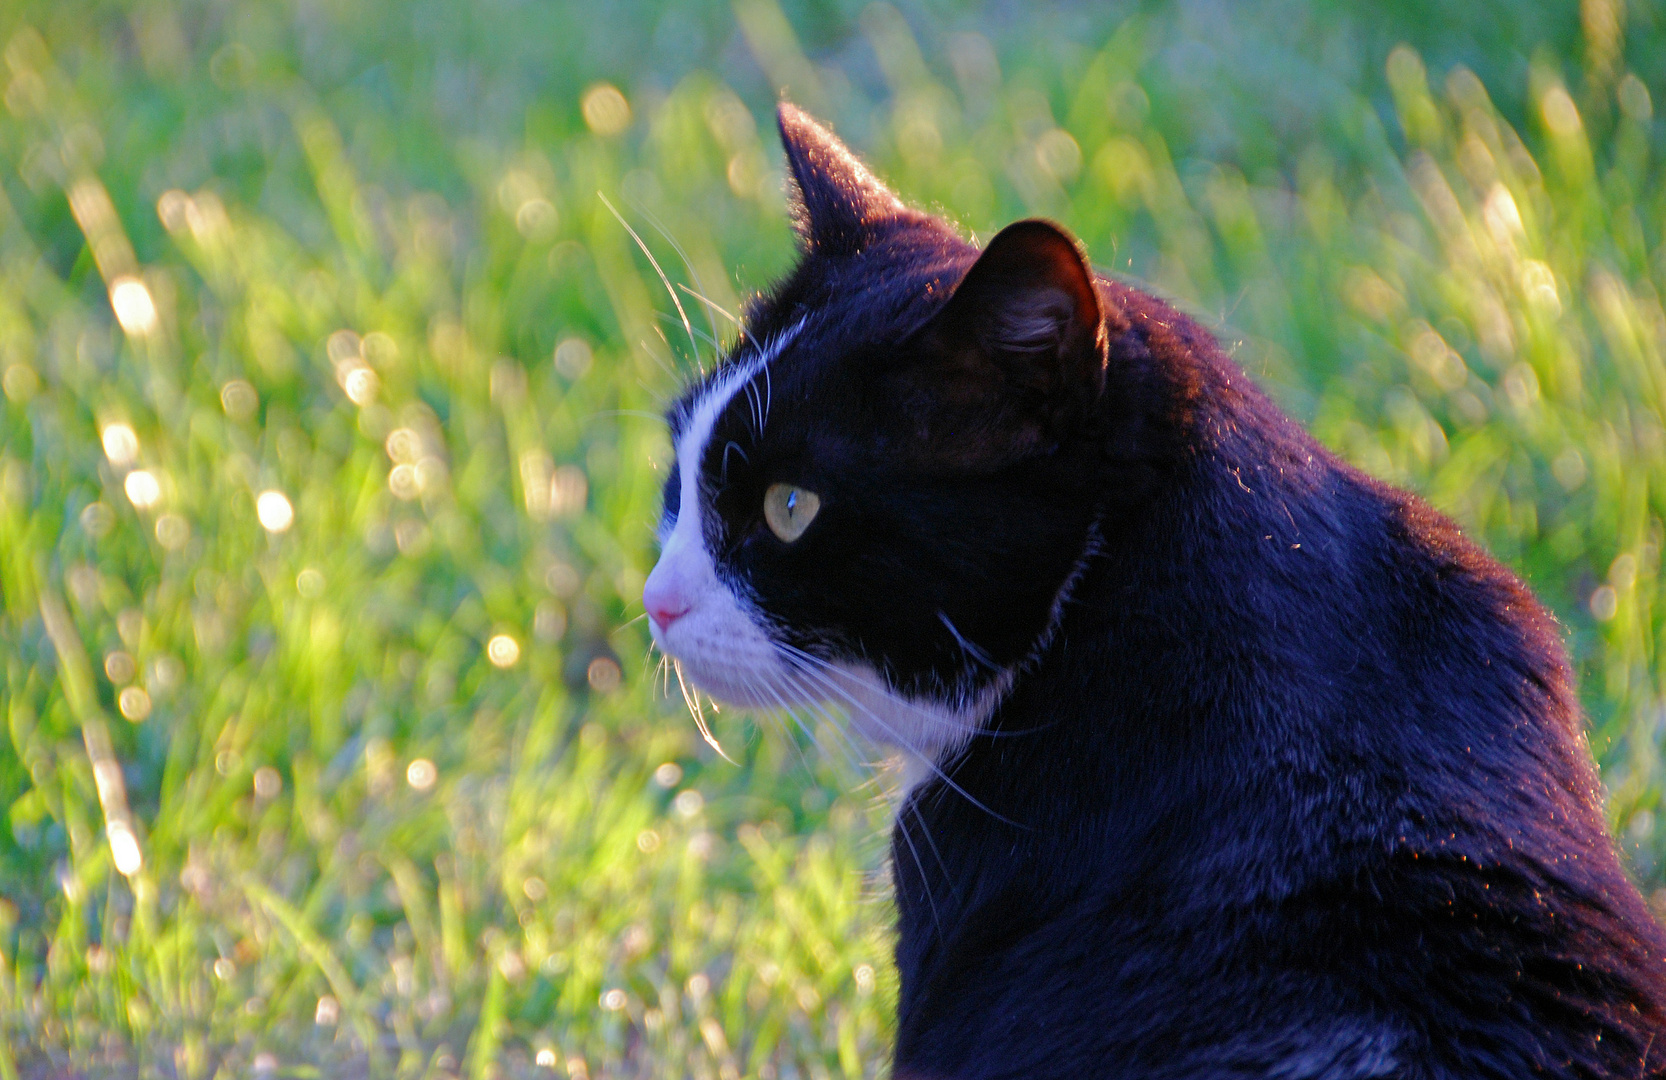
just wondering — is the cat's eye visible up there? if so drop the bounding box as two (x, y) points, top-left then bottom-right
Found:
(763, 483), (821, 543)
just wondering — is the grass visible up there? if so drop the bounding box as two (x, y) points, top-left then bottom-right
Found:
(0, 0), (1664, 1075)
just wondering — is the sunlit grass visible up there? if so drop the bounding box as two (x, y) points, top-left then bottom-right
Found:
(1, 0), (1664, 1074)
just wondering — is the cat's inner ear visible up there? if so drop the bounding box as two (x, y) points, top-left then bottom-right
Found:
(777, 102), (906, 257)
(902, 219), (1106, 460)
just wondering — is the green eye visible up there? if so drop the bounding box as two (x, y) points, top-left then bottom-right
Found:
(763, 483), (821, 543)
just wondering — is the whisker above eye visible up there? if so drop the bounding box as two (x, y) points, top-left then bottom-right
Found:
(721, 440), (749, 483)
(678, 283), (741, 328)
(628, 195), (725, 358)
(600, 191), (703, 372)
(656, 310), (721, 352)
(637, 337), (679, 381)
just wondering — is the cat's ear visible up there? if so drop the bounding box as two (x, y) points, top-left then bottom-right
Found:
(778, 102), (906, 256)
(909, 219), (1106, 457)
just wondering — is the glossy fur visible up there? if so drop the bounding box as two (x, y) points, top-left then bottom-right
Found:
(646, 104), (1666, 1078)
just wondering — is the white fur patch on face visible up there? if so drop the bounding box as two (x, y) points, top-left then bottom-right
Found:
(646, 352), (788, 709)
(644, 321), (1002, 795)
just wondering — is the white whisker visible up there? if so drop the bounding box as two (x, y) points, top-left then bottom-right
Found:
(755, 667), (863, 784)
(678, 283), (741, 328)
(600, 191), (703, 372)
(638, 337), (680, 382)
(674, 660), (737, 764)
(656, 652), (672, 698)
(739, 662), (949, 931)
(894, 792), (945, 941)
(630, 197), (723, 355)
(775, 674), (883, 783)
(775, 642), (985, 732)
(656, 310), (721, 352)
(937, 610), (997, 671)
(744, 378), (762, 439)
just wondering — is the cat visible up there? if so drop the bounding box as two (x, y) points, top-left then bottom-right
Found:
(641, 103), (1666, 1078)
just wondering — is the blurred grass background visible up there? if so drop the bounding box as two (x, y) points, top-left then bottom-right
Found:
(1, 0), (1664, 1075)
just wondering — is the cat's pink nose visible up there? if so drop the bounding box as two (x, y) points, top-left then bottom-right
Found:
(643, 574), (689, 632)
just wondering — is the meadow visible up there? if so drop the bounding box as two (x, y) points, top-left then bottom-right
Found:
(1, 0), (1664, 1075)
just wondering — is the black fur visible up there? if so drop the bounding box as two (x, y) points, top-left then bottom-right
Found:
(664, 105), (1666, 1078)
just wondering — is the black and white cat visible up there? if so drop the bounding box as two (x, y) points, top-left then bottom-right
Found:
(642, 104), (1666, 1078)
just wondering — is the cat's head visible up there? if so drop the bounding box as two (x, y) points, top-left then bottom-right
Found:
(643, 104), (1109, 764)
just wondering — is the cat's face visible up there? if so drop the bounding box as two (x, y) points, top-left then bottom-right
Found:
(643, 105), (1108, 766)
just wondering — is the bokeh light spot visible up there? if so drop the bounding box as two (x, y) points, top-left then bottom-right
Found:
(406, 758), (437, 791)
(586, 656), (621, 693)
(124, 470), (162, 510)
(487, 634), (521, 668)
(101, 423), (139, 466)
(108, 821), (143, 876)
(256, 490), (293, 532)
(581, 84), (632, 135)
(109, 277), (158, 336)
(118, 686), (151, 721)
